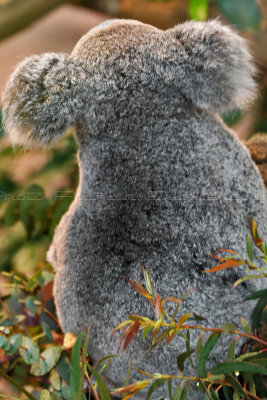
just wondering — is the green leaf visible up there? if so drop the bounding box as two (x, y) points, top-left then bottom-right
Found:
(40, 390), (52, 400)
(233, 390), (240, 400)
(70, 332), (83, 400)
(240, 316), (252, 334)
(179, 382), (191, 400)
(30, 346), (62, 376)
(253, 374), (267, 397)
(252, 296), (267, 328)
(0, 315), (25, 326)
(146, 379), (165, 400)
(227, 340), (236, 362)
(189, 0), (208, 21)
(87, 364), (111, 400)
(3, 200), (20, 226)
(143, 268), (153, 296)
(19, 336), (40, 365)
(208, 374), (225, 382)
(0, 335), (10, 351)
(196, 335), (203, 361)
(56, 351), (71, 385)
(193, 313), (206, 322)
(263, 307), (267, 325)
(211, 361), (267, 375)
(215, 0), (261, 31)
(124, 359), (132, 389)
(177, 349), (195, 372)
(62, 386), (73, 400)
(143, 325), (153, 341)
(221, 323), (236, 334)
(246, 288), (267, 300)
(209, 386), (220, 400)
(246, 234), (254, 262)
(41, 321), (53, 342)
(222, 386), (232, 400)
(25, 295), (41, 314)
(6, 334), (22, 356)
(198, 331), (221, 378)
(50, 369), (61, 391)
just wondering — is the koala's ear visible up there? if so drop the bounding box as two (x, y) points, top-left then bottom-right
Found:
(165, 20), (257, 113)
(2, 53), (86, 147)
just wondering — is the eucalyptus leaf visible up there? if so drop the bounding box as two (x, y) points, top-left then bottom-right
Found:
(40, 390), (52, 400)
(62, 385), (73, 400)
(19, 336), (40, 365)
(30, 346), (62, 376)
(246, 234), (254, 262)
(6, 334), (22, 355)
(198, 331), (221, 378)
(1, 315), (25, 326)
(0, 335), (10, 351)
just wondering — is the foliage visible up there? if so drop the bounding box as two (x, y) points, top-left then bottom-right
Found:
(110, 258), (267, 399)
(205, 218), (267, 291)
(1, 218), (267, 399)
(0, 131), (78, 272)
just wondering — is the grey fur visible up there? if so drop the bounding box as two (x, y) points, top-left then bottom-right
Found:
(2, 19), (267, 399)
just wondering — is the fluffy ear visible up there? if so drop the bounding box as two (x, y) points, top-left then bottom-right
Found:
(1, 53), (86, 147)
(165, 20), (257, 113)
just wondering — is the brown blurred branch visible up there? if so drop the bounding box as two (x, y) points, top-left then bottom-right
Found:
(0, 0), (79, 41)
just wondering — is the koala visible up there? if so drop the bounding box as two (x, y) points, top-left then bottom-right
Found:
(2, 19), (267, 399)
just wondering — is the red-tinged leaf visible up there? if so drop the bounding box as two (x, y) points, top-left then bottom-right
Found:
(111, 320), (131, 341)
(155, 294), (162, 319)
(249, 219), (264, 250)
(179, 288), (195, 302)
(165, 330), (176, 346)
(205, 259), (244, 273)
(161, 296), (182, 305)
(123, 321), (141, 352)
(176, 313), (192, 330)
(39, 281), (53, 302)
(129, 315), (154, 327)
(217, 249), (240, 255)
(152, 329), (172, 347)
(142, 267), (155, 297)
(136, 369), (153, 377)
(112, 379), (152, 397)
(152, 319), (162, 344)
(209, 253), (223, 260)
(255, 238), (263, 246)
(118, 325), (133, 353)
(124, 277), (153, 302)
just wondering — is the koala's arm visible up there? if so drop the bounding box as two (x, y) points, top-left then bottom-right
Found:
(1, 53), (86, 146)
(164, 20), (256, 113)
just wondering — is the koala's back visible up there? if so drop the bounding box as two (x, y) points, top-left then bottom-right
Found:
(3, 17), (267, 399)
(51, 103), (267, 395)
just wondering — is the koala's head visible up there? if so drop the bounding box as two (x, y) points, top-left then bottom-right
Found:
(2, 19), (256, 146)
